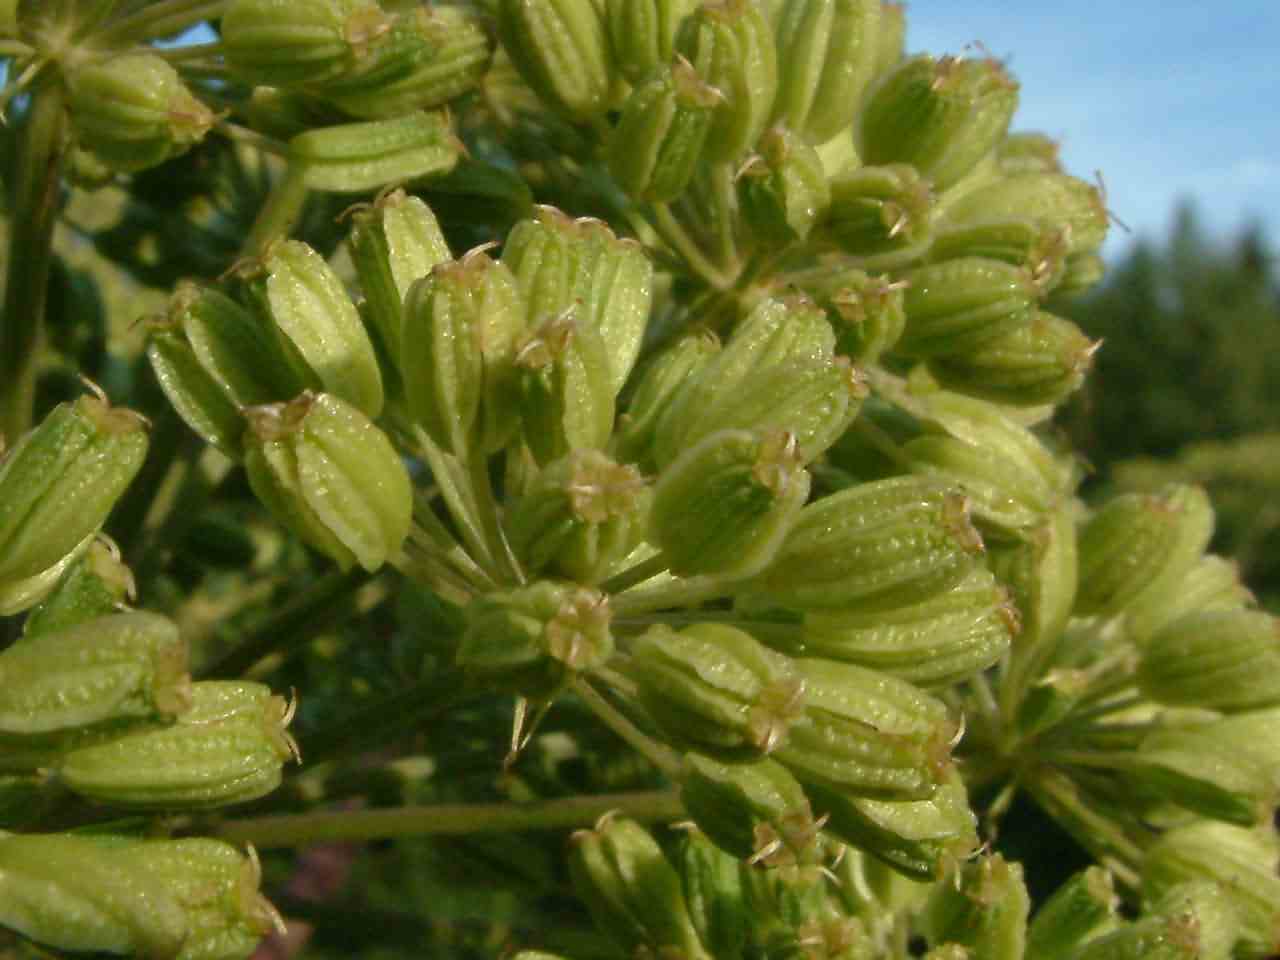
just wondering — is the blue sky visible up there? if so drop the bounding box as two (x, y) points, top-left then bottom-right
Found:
(905, 2), (1280, 257)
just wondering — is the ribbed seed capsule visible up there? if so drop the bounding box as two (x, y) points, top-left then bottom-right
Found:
(569, 817), (711, 960)
(244, 392), (412, 572)
(679, 753), (823, 865)
(631, 623), (805, 758)
(608, 58), (720, 203)
(677, 0), (778, 164)
(348, 188), (452, 367)
(772, 0), (882, 143)
(650, 429), (811, 579)
(605, 0), (695, 83)
(800, 267), (906, 364)
(56, 680), (296, 808)
(893, 257), (1038, 359)
(924, 855), (1030, 960)
(223, 0), (379, 87)
(872, 1), (906, 77)
(68, 53), (213, 173)
(147, 329), (247, 458)
(928, 309), (1098, 407)
(823, 163), (933, 262)
(22, 537), (135, 639)
(498, 0), (613, 123)
(505, 449), (649, 584)
(940, 172), (1110, 259)
(1150, 883), (1239, 960)
(1137, 609), (1280, 712)
(1125, 554), (1253, 645)
(673, 829), (749, 960)
(288, 109), (461, 192)
(0, 611), (189, 734)
(0, 394), (148, 585)
(861, 54), (1019, 190)
(773, 658), (955, 800)
(1024, 867), (1121, 960)
(930, 219), (1071, 293)
(998, 131), (1063, 175)
(746, 476), (986, 614)
(739, 126), (831, 248)
(1074, 484), (1214, 618)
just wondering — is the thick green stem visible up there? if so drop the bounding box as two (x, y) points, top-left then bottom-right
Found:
(1, 77), (66, 440)
(95, 0), (228, 45)
(650, 203), (732, 291)
(215, 789), (684, 848)
(466, 452), (523, 586)
(599, 552), (670, 596)
(243, 162), (309, 256)
(573, 676), (683, 779)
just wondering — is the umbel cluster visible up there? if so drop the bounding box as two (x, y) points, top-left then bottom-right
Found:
(2, 0), (1279, 958)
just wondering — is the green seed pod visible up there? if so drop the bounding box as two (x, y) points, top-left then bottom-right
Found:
(1024, 867), (1120, 960)
(751, 567), (1018, 688)
(677, 0), (778, 164)
(22, 537), (135, 639)
(569, 817), (711, 960)
(348, 188), (453, 368)
(772, 0), (882, 144)
(1137, 609), (1280, 713)
(823, 163), (934, 263)
(673, 828), (750, 960)
(801, 267), (906, 365)
(56, 680), (297, 809)
(223, 0), (382, 87)
(289, 109), (461, 192)
(608, 58), (720, 203)
(631, 622), (805, 758)
(1074, 484), (1214, 619)
(923, 855), (1029, 960)
(68, 53), (214, 173)
(746, 476), (986, 614)
(739, 861), (837, 954)
(0, 611), (189, 734)
(319, 6), (493, 118)
(0, 832), (190, 958)
(927, 309), (1098, 407)
(613, 330), (720, 470)
(997, 131), (1062, 175)
(940, 172), (1109, 259)
(860, 54), (1019, 190)
(605, 0), (695, 83)
(929, 220), (1071, 293)
(738, 126), (831, 248)
(498, 0), (613, 123)
(774, 658), (954, 800)
(257, 239), (383, 417)
(806, 765), (977, 879)
(1143, 821), (1280, 960)
(506, 449), (649, 583)
(679, 753), (823, 865)
(893, 257), (1039, 359)
(1056, 252), (1108, 298)
(402, 248), (524, 456)
(651, 428), (811, 579)
(0, 537), (91, 618)
(244, 391), (412, 572)
(871, 1), (906, 77)
(1054, 916), (1200, 960)
(0, 394), (148, 585)
(457, 581), (613, 698)
(1126, 555), (1254, 645)
(515, 313), (616, 466)
(654, 295), (863, 469)
(1151, 882), (1239, 960)
(147, 329), (249, 458)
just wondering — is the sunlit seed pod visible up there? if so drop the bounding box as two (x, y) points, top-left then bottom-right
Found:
(929, 219), (1071, 293)
(1074, 484), (1213, 619)
(22, 537), (135, 639)
(1051, 914), (1201, 960)
(498, 0), (613, 123)
(997, 131), (1063, 175)
(798, 267), (906, 365)
(608, 58), (720, 204)
(244, 391), (412, 572)
(224, 0), (379, 87)
(147, 329), (248, 458)
(738, 861), (833, 949)
(940, 171), (1109, 259)
(1054, 252), (1108, 298)
(288, 109), (461, 192)
(1024, 867), (1121, 960)
(822, 163), (934, 263)
(746, 476), (985, 614)
(672, 829), (749, 960)
(68, 53), (213, 174)
(1137, 608), (1280, 713)
(679, 752), (822, 865)
(1126, 553), (1253, 645)
(927, 309), (1098, 407)
(0, 394), (148, 585)
(772, 0), (883, 144)
(738, 126), (831, 249)
(0, 611), (189, 734)
(924, 854), (1030, 960)
(676, 0), (778, 164)
(56, 680), (297, 809)
(613, 330), (720, 470)
(1153, 882), (1239, 960)
(893, 257), (1039, 359)
(605, 0), (696, 84)
(860, 53), (1019, 190)
(348, 188), (453, 368)
(568, 817), (711, 960)
(650, 429), (811, 579)
(871, 1), (906, 78)
(631, 622), (805, 759)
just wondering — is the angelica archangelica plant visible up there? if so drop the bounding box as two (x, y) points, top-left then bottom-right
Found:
(1, 1), (1278, 958)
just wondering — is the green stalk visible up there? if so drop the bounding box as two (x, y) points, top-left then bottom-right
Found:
(95, 0), (228, 45)
(243, 161), (310, 256)
(572, 676), (683, 779)
(1, 75), (66, 440)
(216, 789), (684, 848)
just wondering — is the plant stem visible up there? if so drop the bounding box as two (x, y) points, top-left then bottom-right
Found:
(414, 428), (497, 577)
(1, 75), (66, 439)
(215, 789), (684, 848)
(572, 676), (683, 779)
(650, 203), (731, 291)
(708, 162), (739, 273)
(466, 452), (523, 586)
(243, 161), (309, 256)
(609, 574), (735, 617)
(95, 0), (227, 45)
(599, 552), (670, 595)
